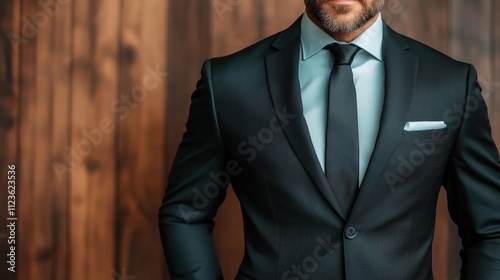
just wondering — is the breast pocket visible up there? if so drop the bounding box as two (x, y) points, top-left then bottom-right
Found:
(386, 127), (453, 190)
(395, 127), (452, 175)
(400, 127), (449, 145)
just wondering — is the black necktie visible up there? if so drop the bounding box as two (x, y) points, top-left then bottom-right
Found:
(325, 43), (360, 217)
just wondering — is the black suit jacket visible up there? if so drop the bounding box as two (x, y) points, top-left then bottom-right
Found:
(159, 17), (500, 279)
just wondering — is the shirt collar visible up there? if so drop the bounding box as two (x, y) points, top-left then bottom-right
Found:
(300, 12), (383, 61)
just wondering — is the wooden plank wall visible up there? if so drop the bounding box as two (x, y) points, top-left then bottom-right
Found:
(0, 1), (498, 279)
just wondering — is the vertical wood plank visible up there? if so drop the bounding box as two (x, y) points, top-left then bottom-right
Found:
(116, 0), (168, 279)
(210, 0), (260, 58)
(13, 0), (73, 279)
(0, 0), (21, 279)
(166, 0), (212, 170)
(15, 1), (38, 278)
(70, 0), (121, 279)
(15, 1), (37, 279)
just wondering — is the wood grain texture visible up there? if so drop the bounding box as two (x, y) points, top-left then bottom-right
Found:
(211, 0), (261, 57)
(69, 0), (120, 279)
(166, 0), (211, 169)
(117, 0), (168, 279)
(15, 0), (72, 279)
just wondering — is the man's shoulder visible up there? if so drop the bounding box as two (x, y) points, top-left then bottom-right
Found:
(202, 32), (281, 85)
(209, 17), (301, 70)
(391, 28), (469, 69)
(213, 33), (278, 63)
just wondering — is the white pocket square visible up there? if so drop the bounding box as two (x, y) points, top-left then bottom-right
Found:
(404, 121), (447, 131)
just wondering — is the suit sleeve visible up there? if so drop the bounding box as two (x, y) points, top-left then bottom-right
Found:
(443, 65), (500, 279)
(158, 60), (228, 279)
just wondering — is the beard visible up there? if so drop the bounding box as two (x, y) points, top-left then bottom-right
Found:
(305, 0), (384, 33)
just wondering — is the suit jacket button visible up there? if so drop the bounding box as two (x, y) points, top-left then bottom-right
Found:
(345, 225), (357, 239)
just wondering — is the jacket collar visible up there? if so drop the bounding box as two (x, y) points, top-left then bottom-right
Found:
(300, 12), (383, 61)
(266, 17), (418, 221)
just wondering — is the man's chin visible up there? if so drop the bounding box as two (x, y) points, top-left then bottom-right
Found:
(325, 11), (360, 25)
(324, 2), (363, 16)
(319, 12), (364, 33)
(333, 6), (354, 14)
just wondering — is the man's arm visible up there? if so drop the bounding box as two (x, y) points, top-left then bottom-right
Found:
(158, 60), (228, 279)
(443, 65), (500, 279)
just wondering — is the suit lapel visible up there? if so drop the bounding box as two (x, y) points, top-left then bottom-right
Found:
(349, 23), (419, 220)
(265, 17), (347, 220)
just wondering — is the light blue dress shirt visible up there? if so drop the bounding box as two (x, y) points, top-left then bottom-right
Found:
(299, 13), (384, 185)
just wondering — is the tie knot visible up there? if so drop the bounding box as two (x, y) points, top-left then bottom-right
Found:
(325, 43), (360, 66)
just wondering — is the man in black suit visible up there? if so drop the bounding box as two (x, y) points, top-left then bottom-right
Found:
(159, 0), (500, 279)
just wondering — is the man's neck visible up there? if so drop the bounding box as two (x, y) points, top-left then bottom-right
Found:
(306, 11), (379, 43)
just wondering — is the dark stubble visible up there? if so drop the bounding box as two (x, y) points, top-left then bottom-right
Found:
(305, 0), (384, 33)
